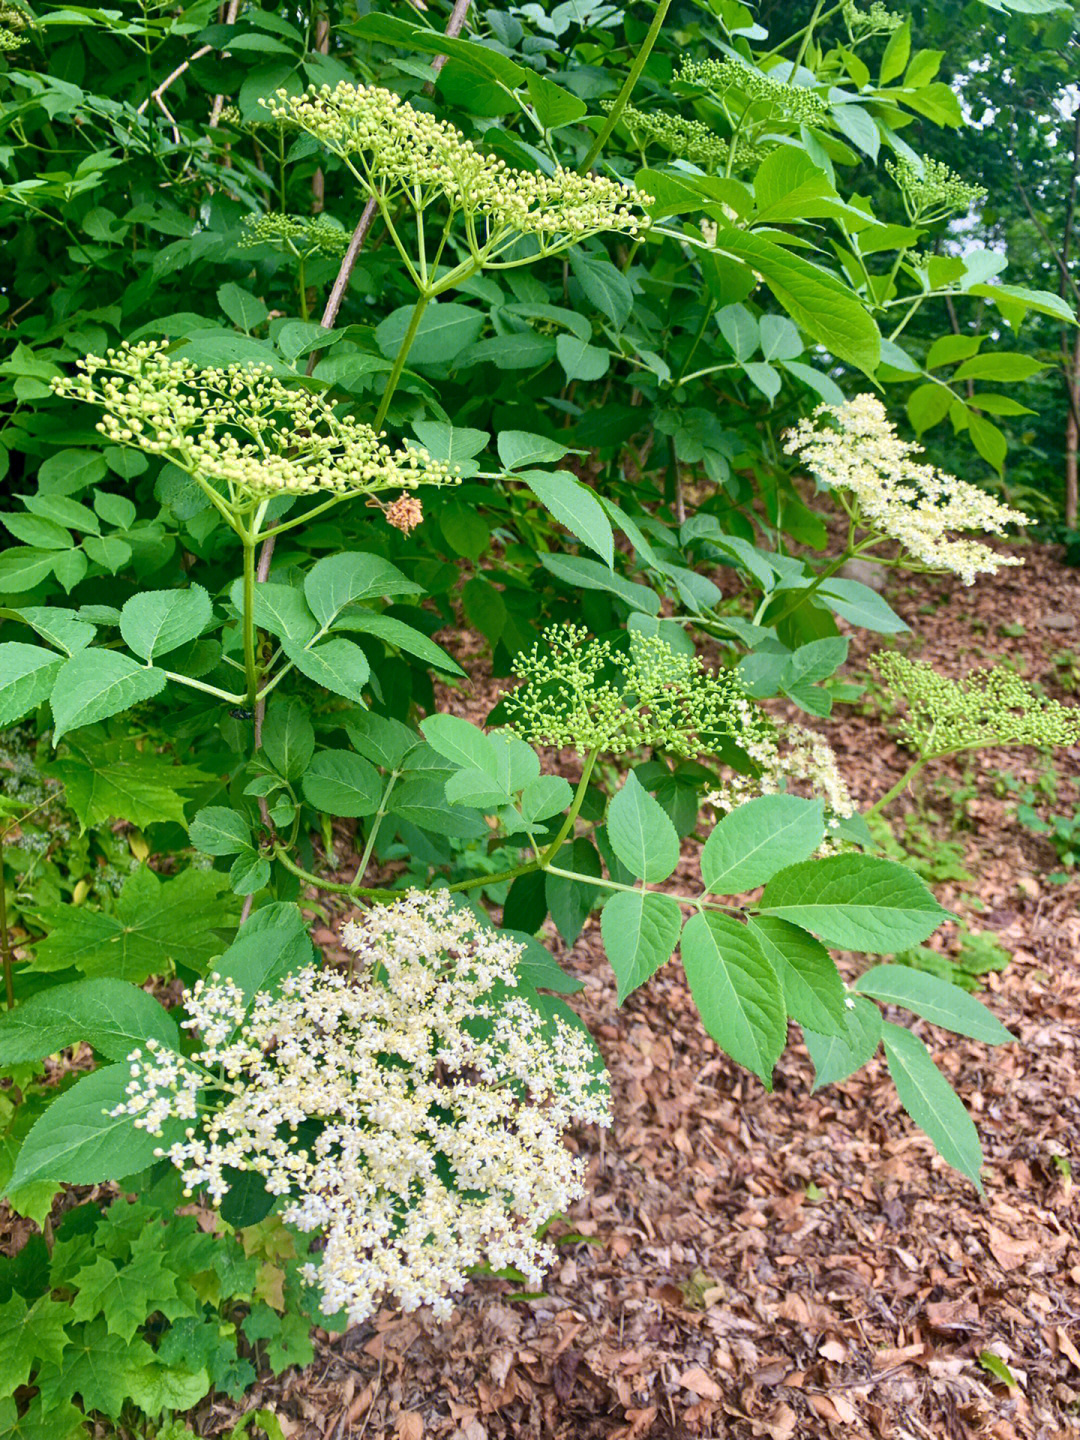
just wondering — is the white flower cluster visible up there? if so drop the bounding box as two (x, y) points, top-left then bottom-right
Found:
(784, 395), (1029, 585)
(263, 85), (650, 262)
(112, 891), (610, 1326)
(52, 342), (457, 504)
(708, 722), (855, 837)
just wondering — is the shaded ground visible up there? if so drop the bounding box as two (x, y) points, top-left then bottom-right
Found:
(256, 541), (1080, 1440)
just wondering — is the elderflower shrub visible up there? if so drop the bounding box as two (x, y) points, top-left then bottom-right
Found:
(264, 84), (650, 265)
(51, 341), (457, 505)
(678, 57), (827, 125)
(784, 395), (1029, 585)
(707, 722), (856, 837)
(502, 624), (775, 761)
(240, 212), (351, 259)
(874, 653), (1080, 756)
(113, 891), (610, 1326)
(886, 155), (987, 224)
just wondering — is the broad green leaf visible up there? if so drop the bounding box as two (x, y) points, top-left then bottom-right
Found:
(520, 774), (573, 823)
(45, 734), (210, 830)
(600, 889), (682, 1003)
(702, 795), (825, 894)
(680, 911), (786, 1086)
(50, 650), (167, 744)
(332, 610), (464, 674)
(345, 712), (419, 771)
(389, 777), (487, 837)
(5, 605), (96, 655)
(496, 430), (571, 470)
(241, 583), (317, 645)
(6, 1065), (187, 1192)
(35, 448), (108, 496)
(0, 547), (59, 591)
(0, 512), (72, 549)
(412, 420), (490, 473)
(951, 352), (1047, 383)
(119, 585), (212, 660)
(420, 714), (499, 775)
(758, 854), (948, 952)
(303, 551), (421, 627)
(526, 71), (587, 128)
(282, 637), (370, 702)
(555, 333), (609, 381)
(713, 227), (881, 375)
(261, 697), (315, 781)
(882, 1021), (984, 1189)
(569, 253), (633, 328)
(217, 281), (269, 333)
(879, 19), (911, 82)
(301, 750), (383, 817)
(32, 866), (239, 982)
(509, 931), (584, 995)
(0, 978), (180, 1064)
(189, 806), (252, 856)
(803, 994), (883, 1090)
(375, 302), (484, 366)
(817, 579), (908, 634)
(520, 470), (614, 567)
(606, 771), (680, 882)
(854, 964), (1014, 1043)
(745, 916), (847, 1036)
(83, 535), (132, 572)
(906, 381), (953, 434)
(35, 1319), (159, 1421)
(213, 903), (312, 1006)
(69, 1249), (179, 1343)
(229, 851), (271, 896)
(0, 1295), (70, 1394)
(546, 838), (602, 946)
(0, 643), (65, 726)
(539, 553), (661, 615)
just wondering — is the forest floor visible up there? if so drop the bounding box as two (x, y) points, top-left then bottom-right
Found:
(250, 539), (1080, 1440)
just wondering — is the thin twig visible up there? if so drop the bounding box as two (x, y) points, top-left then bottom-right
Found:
(209, 0), (243, 128)
(422, 0), (472, 92)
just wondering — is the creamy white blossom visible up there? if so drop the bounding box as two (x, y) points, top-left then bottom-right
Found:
(51, 341), (457, 504)
(708, 722), (855, 839)
(784, 395), (1028, 585)
(111, 892), (609, 1326)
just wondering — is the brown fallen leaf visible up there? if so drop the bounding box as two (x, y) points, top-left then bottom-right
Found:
(987, 1225), (1038, 1272)
(395, 1414), (424, 1440)
(677, 1366), (722, 1401)
(1058, 1327), (1080, 1373)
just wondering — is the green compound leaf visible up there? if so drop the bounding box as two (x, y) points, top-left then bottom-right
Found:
(702, 795), (824, 894)
(420, 713), (500, 776)
(606, 771), (680, 883)
(0, 978), (180, 1065)
(6, 1066), (187, 1193)
(0, 642), (65, 727)
(680, 911), (786, 1087)
(803, 994), (883, 1091)
(745, 915), (846, 1036)
(69, 1248), (179, 1343)
(600, 889), (682, 1003)
(881, 1021), (984, 1190)
(50, 650), (168, 745)
(0, 1293), (71, 1394)
(332, 610), (464, 675)
(34, 1319), (158, 1420)
(519, 469), (615, 568)
(855, 964), (1015, 1044)
(45, 731), (212, 831)
(118, 585), (212, 661)
(301, 749), (383, 817)
(758, 854), (948, 953)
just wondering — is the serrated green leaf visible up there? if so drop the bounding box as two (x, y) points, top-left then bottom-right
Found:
(680, 911), (786, 1086)
(745, 916), (846, 1036)
(50, 650), (167, 744)
(0, 643), (65, 727)
(600, 889), (682, 1003)
(882, 1021), (984, 1189)
(282, 637), (370, 702)
(855, 964), (1014, 1043)
(702, 795), (824, 894)
(261, 697), (315, 781)
(119, 585), (212, 660)
(803, 994), (883, 1090)
(301, 749), (383, 817)
(189, 806), (252, 856)
(303, 551), (421, 628)
(0, 978), (180, 1065)
(758, 855), (948, 952)
(519, 470), (614, 567)
(606, 772), (680, 882)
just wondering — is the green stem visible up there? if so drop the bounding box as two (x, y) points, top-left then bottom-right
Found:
(352, 772), (400, 890)
(865, 758), (927, 819)
(765, 537), (885, 628)
(578, 0), (674, 173)
(161, 671), (246, 704)
(241, 530), (260, 711)
(793, 0), (827, 71)
(373, 290), (431, 432)
(298, 253), (309, 322)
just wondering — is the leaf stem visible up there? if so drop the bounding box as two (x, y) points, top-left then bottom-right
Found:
(578, 0), (674, 174)
(373, 290), (431, 432)
(241, 529), (260, 711)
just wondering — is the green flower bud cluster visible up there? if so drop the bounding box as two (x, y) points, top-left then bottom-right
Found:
(51, 341), (458, 505)
(886, 155), (986, 224)
(605, 104), (729, 171)
(874, 653), (1080, 757)
(842, 0), (904, 37)
(240, 212), (351, 259)
(502, 625), (775, 761)
(0, 0), (30, 38)
(0, 27), (22, 47)
(263, 85), (651, 262)
(678, 58), (827, 126)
